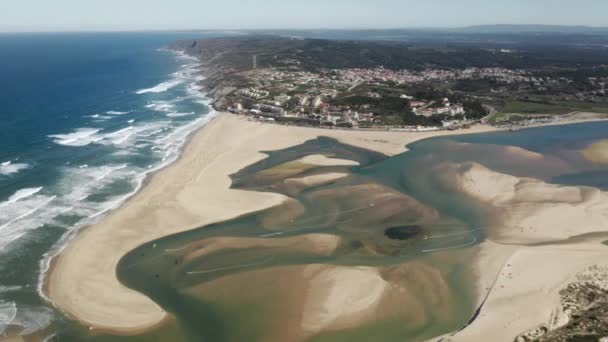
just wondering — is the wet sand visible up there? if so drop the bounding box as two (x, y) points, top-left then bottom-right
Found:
(583, 139), (608, 164)
(45, 112), (498, 333)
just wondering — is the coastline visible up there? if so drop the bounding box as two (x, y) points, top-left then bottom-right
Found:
(39, 112), (220, 335)
(43, 108), (608, 337)
(494, 111), (608, 130)
(44, 111), (499, 334)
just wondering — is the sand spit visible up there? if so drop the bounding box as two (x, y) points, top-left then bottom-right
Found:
(451, 162), (608, 244)
(46, 112), (497, 333)
(443, 162), (608, 342)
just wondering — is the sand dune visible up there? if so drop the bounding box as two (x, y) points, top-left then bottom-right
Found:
(451, 162), (608, 243)
(443, 162), (608, 341)
(450, 244), (608, 342)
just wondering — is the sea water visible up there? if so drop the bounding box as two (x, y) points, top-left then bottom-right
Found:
(0, 31), (224, 337)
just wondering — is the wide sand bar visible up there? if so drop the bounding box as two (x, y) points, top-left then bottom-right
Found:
(45, 112), (498, 333)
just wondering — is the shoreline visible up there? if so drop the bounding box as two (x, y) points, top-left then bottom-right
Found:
(38, 110), (218, 320)
(38, 110), (218, 299)
(43, 111), (498, 334)
(43, 111), (608, 336)
(444, 162), (608, 341)
(493, 111), (608, 130)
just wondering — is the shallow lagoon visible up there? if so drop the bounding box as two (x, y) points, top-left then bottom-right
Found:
(57, 121), (608, 341)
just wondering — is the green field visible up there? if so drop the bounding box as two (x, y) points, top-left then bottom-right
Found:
(498, 100), (608, 115)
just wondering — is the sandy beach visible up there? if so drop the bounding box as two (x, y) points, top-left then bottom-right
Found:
(45, 112), (498, 333)
(444, 162), (608, 341)
(449, 162), (608, 243)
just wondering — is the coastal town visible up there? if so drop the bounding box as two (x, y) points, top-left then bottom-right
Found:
(223, 66), (485, 131)
(218, 63), (608, 132)
(171, 37), (608, 132)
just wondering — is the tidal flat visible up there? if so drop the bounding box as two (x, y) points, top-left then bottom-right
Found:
(53, 120), (608, 342)
(112, 137), (482, 342)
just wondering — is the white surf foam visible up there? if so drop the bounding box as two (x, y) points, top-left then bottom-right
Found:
(103, 126), (135, 145)
(106, 110), (130, 115)
(0, 187), (43, 208)
(36, 111), (216, 289)
(0, 301), (16, 334)
(0, 285), (23, 294)
(0, 162), (139, 253)
(136, 79), (183, 94)
(50, 121), (174, 148)
(54, 164), (130, 204)
(93, 115), (113, 122)
(139, 127), (167, 138)
(0, 162), (29, 176)
(137, 50), (201, 97)
(48, 128), (102, 146)
(36, 49), (214, 316)
(166, 112), (195, 118)
(0, 195), (57, 233)
(7, 305), (54, 336)
(146, 100), (177, 113)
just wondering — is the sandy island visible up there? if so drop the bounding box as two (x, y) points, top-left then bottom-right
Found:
(583, 139), (608, 165)
(45, 112), (498, 334)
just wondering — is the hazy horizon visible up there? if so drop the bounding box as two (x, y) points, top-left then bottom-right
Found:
(2, 0), (608, 32)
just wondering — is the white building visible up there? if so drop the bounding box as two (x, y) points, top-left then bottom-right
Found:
(299, 96), (309, 106)
(312, 96), (323, 108)
(274, 93), (291, 104)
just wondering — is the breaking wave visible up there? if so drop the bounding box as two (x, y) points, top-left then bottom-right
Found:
(136, 79), (183, 94)
(0, 161), (29, 176)
(0, 46), (214, 338)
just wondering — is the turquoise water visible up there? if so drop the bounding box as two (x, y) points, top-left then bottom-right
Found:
(110, 137), (477, 342)
(107, 122), (608, 342)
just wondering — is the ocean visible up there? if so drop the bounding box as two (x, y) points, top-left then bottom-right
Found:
(0, 31), (222, 337)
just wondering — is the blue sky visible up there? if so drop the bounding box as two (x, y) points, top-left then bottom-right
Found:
(1, 0), (607, 32)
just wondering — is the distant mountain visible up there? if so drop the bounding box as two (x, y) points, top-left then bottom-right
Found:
(458, 24), (608, 35)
